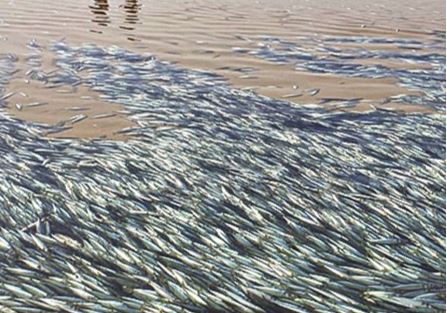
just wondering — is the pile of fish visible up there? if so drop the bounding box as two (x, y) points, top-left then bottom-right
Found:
(0, 40), (445, 313)
(234, 33), (446, 111)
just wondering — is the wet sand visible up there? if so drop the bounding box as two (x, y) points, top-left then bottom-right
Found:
(5, 79), (133, 140)
(0, 0), (444, 139)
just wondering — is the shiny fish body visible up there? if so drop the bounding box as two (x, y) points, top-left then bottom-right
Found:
(0, 40), (444, 313)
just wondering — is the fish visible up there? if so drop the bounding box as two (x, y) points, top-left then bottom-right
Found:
(306, 88), (320, 96)
(282, 92), (303, 99)
(66, 114), (87, 124)
(0, 92), (15, 101)
(0, 40), (443, 313)
(23, 102), (48, 108)
(66, 107), (88, 111)
(91, 113), (116, 119)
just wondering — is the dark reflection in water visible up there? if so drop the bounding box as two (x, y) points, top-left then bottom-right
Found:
(90, 0), (141, 33)
(89, 0), (110, 27)
(121, 0), (141, 30)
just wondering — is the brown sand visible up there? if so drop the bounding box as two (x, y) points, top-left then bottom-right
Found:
(0, 0), (444, 139)
(5, 78), (133, 140)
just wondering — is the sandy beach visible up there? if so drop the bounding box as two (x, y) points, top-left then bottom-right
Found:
(0, 1), (445, 311)
(0, 0), (444, 139)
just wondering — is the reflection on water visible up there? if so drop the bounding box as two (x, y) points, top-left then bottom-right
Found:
(121, 0), (141, 29)
(89, 0), (141, 31)
(89, 0), (110, 27)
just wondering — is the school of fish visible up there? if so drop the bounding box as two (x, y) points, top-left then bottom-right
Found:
(0, 37), (445, 313)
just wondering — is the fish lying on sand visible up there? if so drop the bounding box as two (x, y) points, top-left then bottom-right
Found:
(234, 34), (445, 111)
(0, 40), (444, 313)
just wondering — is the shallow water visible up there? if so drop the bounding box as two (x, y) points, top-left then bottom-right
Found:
(0, 41), (445, 313)
(0, 0), (445, 138)
(0, 1), (445, 313)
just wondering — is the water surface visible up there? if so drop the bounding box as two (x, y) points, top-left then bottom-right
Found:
(0, 0), (444, 138)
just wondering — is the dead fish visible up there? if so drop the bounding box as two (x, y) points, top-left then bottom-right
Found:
(66, 114), (87, 124)
(23, 102), (48, 108)
(306, 88), (320, 96)
(66, 107), (88, 111)
(56, 89), (73, 94)
(91, 113), (116, 119)
(0, 92), (15, 101)
(282, 93), (303, 99)
(239, 75), (258, 79)
(0, 40), (443, 313)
